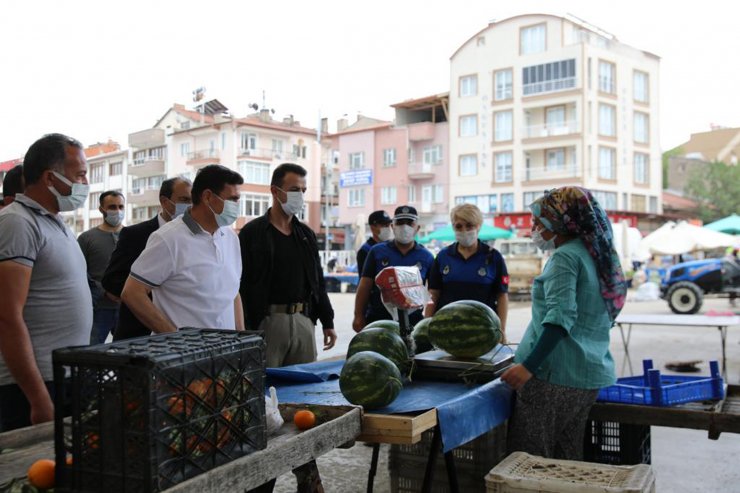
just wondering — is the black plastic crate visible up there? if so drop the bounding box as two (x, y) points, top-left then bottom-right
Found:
(583, 420), (651, 465)
(52, 329), (266, 492)
(389, 423), (507, 493)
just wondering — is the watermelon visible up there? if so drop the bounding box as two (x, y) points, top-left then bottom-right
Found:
(347, 327), (409, 372)
(411, 317), (434, 354)
(340, 351), (403, 409)
(428, 300), (501, 358)
(364, 320), (400, 334)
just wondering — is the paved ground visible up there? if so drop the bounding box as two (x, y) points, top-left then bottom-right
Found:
(271, 293), (740, 492)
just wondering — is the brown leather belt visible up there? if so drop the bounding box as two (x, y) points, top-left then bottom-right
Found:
(268, 303), (307, 315)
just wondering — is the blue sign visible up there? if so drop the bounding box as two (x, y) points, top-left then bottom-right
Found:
(339, 169), (373, 187)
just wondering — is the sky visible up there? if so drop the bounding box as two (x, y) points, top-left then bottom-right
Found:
(1, 0), (739, 159)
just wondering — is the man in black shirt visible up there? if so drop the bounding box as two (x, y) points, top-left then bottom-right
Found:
(355, 210), (392, 272)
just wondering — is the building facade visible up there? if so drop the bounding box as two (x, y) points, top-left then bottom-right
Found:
(448, 14), (662, 227)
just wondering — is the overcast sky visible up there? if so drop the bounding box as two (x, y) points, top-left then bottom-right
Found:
(1, 0), (738, 159)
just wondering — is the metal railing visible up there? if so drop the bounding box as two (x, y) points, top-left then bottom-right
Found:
(525, 162), (580, 181)
(187, 149), (220, 161)
(238, 147), (305, 160)
(523, 120), (580, 139)
(132, 155), (165, 166)
(523, 77), (576, 96)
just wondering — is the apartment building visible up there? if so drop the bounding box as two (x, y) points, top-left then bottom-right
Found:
(335, 95), (450, 238)
(77, 141), (130, 233)
(449, 14), (661, 230)
(667, 126), (740, 192)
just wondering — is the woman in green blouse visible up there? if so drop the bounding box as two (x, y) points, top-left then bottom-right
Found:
(501, 186), (627, 460)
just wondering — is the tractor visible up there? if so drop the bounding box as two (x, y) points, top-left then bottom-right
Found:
(661, 258), (740, 314)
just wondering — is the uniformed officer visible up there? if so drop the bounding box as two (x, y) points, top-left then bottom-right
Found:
(426, 203), (509, 341)
(352, 205), (434, 332)
(356, 210), (392, 273)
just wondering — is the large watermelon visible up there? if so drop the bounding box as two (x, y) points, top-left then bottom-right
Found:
(340, 351), (403, 409)
(347, 327), (409, 372)
(364, 319), (400, 334)
(428, 300), (501, 358)
(411, 317), (434, 354)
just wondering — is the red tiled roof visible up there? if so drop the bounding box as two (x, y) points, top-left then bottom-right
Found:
(662, 191), (699, 210)
(173, 104), (215, 124)
(0, 158), (22, 172)
(235, 116), (317, 136)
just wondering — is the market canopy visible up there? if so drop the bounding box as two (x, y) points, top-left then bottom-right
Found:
(704, 214), (740, 235)
(637, 221), (737, 256)
(419, 224), (514, 244)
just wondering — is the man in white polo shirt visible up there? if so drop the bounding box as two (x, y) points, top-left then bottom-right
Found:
(121, 165), (245, 332)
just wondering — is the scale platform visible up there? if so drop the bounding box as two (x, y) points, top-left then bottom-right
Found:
(411, 345), (515, 383)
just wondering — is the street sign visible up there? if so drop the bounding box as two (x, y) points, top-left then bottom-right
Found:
(339, 169), (373, 187)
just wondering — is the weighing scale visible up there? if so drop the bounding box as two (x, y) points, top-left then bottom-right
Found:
(412, 345), (515, 383)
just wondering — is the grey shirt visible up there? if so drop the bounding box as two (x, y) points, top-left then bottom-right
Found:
(0, 195), (92, 385)
(78, 227), (119, 309)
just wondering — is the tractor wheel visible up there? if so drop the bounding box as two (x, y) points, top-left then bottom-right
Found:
(666, 281), (703, 314)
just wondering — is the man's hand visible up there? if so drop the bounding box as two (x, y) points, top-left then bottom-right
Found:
(500, 363), (532, 390)
(352, 315), (365, 333)
(30, 391), (54, 425)
(323, 329), (337, 350)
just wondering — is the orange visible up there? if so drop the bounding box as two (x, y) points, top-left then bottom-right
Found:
(293, 410), (316, 430)
(27, 459), (55, 489)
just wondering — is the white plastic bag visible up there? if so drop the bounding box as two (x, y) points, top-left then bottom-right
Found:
(265, 386), (284, 435)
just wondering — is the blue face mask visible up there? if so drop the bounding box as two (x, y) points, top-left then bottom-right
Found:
(532, 228), (557, 251)
(165, 199), (189, 220)
(48, 172), (89, 212)
(209, 194), (239, 227)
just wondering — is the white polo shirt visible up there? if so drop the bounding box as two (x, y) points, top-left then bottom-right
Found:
(130, 209), (241, 330)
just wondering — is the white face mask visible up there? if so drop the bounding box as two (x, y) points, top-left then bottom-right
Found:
(48, 171), (89, 212)
(455, 230), (478, 248)
(377, 226), (393, 242)
(532, 228), (557, 251)
(104, 210), (124, 227)
(209, 194), (239, 227)
(277, 187), (304, 216)
(393, 224), (416, 245)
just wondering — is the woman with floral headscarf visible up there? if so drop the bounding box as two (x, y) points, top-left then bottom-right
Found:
(501, 186), (627, 460)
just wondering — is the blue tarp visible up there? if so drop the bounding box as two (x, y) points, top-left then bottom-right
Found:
(266, 360), (513, 452)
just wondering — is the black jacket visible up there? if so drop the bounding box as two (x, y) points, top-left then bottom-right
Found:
(239, 210), (334, 331)
(101, 215), (159, 340)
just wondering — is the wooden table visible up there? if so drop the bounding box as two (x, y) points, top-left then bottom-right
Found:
(615, 314), (740, 377)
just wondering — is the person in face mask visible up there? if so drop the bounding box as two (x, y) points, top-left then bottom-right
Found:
(122, 165), (245, 336)
(356, 210), (393, 273)
(501, 187), (627, 461)
(102, 177), (192, 341)
(0, 133), (92, 431)
(77, 191), (127, 344)
(424, 204), (509, 342)
(352, 205), (434, 332)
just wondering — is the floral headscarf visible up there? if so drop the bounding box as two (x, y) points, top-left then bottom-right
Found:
(530, 187), (626, 322)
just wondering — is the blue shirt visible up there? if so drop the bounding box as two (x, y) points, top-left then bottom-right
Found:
(361, 240), (434, 321)
(428, 242), (509, 313)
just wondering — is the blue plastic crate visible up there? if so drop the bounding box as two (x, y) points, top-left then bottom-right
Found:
(598, 359), (724, 406)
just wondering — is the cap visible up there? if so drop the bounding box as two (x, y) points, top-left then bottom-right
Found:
(393, 205), (418, 221)
(368, 210), (392, 225)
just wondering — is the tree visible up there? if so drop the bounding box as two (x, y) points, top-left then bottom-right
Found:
(662, 146), (683, 189)
(684, 161), (740, 222)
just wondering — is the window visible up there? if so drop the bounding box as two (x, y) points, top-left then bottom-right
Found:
(238, 160), (270, 185)
(91, 164), (104, 184)
(501, 193), (514, 212)
(634, 153), (649, 184)
(522, 59), (576, 96)
(459, 115), (477, 137)
(598, 104), (616, 136)
(408, 185), (416, 203)
(494, 69), (512, 101)
(89, 192), (100, 210)
(221, 132), (226, 150)
(349, 152), (365, 169)
(494, 111), (513, 142)
(634, 112), (649, 143)
(292, 144), (307, 159)
(422, 186), (433, 205)
(459, 154), (477, 177)
(598, 147), (616, 180)
(649, 196), (658, 213)
(133, 207), (148, 221)
(593, 190), (617, 210)
(546, 148), (565, 171)
(180, 142), (190, 157)
(422, 145), (442, 165)
(520, 23), (546, 55)
(109, 161), (122, 176)
(348, 188), (365, 207)
(271, 139), (284, 157)
(494, 152), (512, 183)
(383, 148), (396, 167)
(433, 185), (444, 203)
(240, 133), (256, 152)
(634, 71), (649, 103)
(459, 75), (478, 97)
(545, 106), (566, 127)
(239, 193), (270, 217)
(598, 61), (615, 94)
(381, 186), (397, 205)
(454, 195), (497, 213)
(632, 194), (646, 212)
(522, 192), (541, 208)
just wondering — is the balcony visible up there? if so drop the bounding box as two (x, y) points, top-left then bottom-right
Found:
(128, 156), (165, 178)
(525, 163), (581, 182)
(127, 188), (160, 206)
(523, 77), (576, 97)
(128, 128), (165, 149)
(408, 122), (435, 141)
(186, 149), (220, 167)
(417, 201), (449, 215)
(407, 162), (437, 180)
(237, 147), (306, 161)
(522, 120), (580, 140)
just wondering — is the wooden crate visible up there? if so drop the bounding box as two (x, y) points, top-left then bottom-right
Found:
(358, 409), (437, 444)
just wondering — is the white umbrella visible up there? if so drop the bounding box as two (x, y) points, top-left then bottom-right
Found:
(638, 221), (736, 256)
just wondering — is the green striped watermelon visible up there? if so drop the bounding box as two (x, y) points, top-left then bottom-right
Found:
(340, 351), (403, 409)
(347, 327), (409, 373)
(428, 300), (501, 358)
(411, 317), (434, 353)
(364, 320), (400, 334)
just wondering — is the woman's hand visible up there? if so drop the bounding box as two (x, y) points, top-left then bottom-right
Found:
(500, 364), (533, 390)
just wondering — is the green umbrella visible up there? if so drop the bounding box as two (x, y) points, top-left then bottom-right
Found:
(704, 214), (740, 235)
(419, 223), (514, 244)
